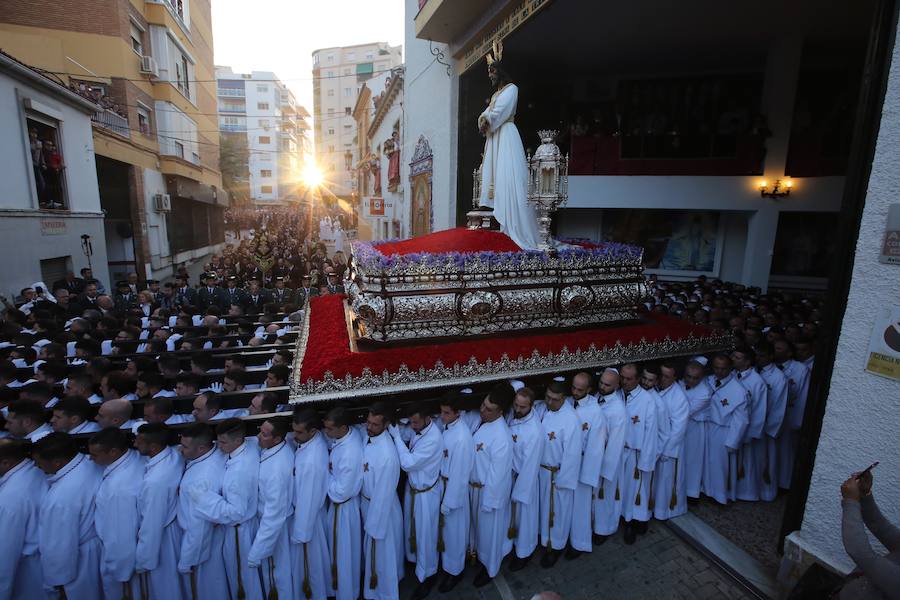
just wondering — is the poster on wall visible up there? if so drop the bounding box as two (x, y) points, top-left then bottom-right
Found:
(865, 306), (900, 382)
(878, 203), (900, 265)
(600, 209), (722, 275)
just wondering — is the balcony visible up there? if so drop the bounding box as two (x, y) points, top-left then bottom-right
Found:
(92, 108), (130, 138)
(219, 104), (246, 114)
(221, 123), (246, 132)
(217, 88), (245, 98)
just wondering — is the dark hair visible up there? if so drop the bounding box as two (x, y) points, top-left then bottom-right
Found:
(486, 381), (515, 413)
(191, 353), (212, 371)
(180, 423), (214, 446)
(145, 396), (174, 417)
(264, 418), (290, 440)
(37, 360), (68, 381)
(368, 401), (391, 424)
(733, 345), (757, 363)
(214, 417), (245, 438)
(255, 392), (278, 414)
(515, 387), (536, 404)
(224, 354), (247, 367)
(53, 396), (93, 421)
(292, 407), (321, 430)
(136, 422), (171, 448)
(21, 381), (53, 402)
(267, 364), (289, 385)
(8, 400), (46, 423)
(224, 369), (247, 386)
(89, 427), (131, 452)
(324, 406), (350, 428)
(0, 439), (27, 462)
(158, 354), (181, 373)
(32, 432), (78, 462)
(138, 371), (165, 389)
(547, 381), (568, 396)
(175, 373), (201, 393)
(104, 371), (133, 397)
(438, 389), (463, 412)
(642, 363), (661, 378)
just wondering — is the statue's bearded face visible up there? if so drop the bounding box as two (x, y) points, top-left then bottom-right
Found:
(488, 65), (498, 87)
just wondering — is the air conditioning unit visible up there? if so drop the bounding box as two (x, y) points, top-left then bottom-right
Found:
(153, 193), (171, 212)
(140, 55), (159, 78)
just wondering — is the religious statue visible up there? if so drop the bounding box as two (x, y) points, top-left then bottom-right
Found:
(477, 40), (541, 250)
(251, 230), (276, 277)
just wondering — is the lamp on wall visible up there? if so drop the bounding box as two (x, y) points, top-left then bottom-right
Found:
(758, 178), (793, 199)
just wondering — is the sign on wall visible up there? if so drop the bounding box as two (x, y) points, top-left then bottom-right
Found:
(878, 203), (900, 264)
(865, 305), (900, 382)
(40, 218), (67, 235)
(370, 197), (385, 216)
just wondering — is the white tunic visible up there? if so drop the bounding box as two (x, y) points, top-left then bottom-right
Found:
(135, 446), (185, 600)
(392, 420), (442, 582)
(470, 417), (513, 577)
(95, 449), (145, 600)
(326, 428), (363, 600)
(177, 447), (229, 600)
(571, 396), (607, 551)
(195, 442), (262, 600)
(361, 431), (403, 600)
(777, 360), (810, 489)
(248, 442), (294, 600)
(704, 373), (750, 504)
(477, 83), (541, 250)
(507, 408), (542, 558)
(621, 387), (658, 522)
(539, 401), (582, 549)
(681, 379), (712, 498)
(290, 431), (331, 600)
(39, 453), (102, 598)
(593, 391), (627, 536)
(653, 384), (689, 520)
(0, 459), (46, 600)
(439, 417), (474, 576)
(758, 363), (789, 501)
(735, 367), (768, 502)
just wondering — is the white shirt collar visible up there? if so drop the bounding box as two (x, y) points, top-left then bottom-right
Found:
(260, 441), (286, 461)
(298, 430), (321, 451)
(330, 427), (354, 449)
(187, 446), (216, 469)
(25, 423), (52, 442)
(227, 441), (248, 460)
(146, 446), (172, 470)
(48, 453), (85, 485)
(0, 458), (31, 487)
(103, 449), (135, 479)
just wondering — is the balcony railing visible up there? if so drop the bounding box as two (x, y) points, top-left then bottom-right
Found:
(92, 108), (130, 138)
(217, 88), (245, 97)
(221, 123), (246, 132)
(219, 105), (246, 113)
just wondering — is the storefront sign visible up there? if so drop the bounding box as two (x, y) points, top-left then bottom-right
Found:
(370, 197), (385, 216)
(40, 218), (67, 235)
(878, 204), (900, 264)
(865, 305), (900, 381)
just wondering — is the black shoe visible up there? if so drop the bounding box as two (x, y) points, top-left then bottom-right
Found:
(687, 496), (700, 505)
(508, 555), (530, 572)
(593, 534), (608, 546)
(480, 206), (494, 211)
(437, 572), (462, 594)
(635, 520), (649, 535)
(540, 548), (560, 568)
(410, 575), (437, 600)
(623, 523), (636, 545)
(564, 546), (583, 560)
(472, 567), (492, 588)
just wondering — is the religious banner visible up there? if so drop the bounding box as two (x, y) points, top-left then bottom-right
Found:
(370, 197), (385, 216)
(865, 305), (900, 382)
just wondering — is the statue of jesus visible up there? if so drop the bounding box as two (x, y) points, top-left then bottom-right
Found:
(477, 41), (541, 250)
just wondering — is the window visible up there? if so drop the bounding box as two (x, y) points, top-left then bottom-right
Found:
(27, 115), (68, 210)
(328, 108), (335, 116)
(261, 185), (273, 194)
(327, 70), (334, 77)
(259, 152), (272, 161)
(344, 107), (352, 116)
(366, 52), (374, 59)
(137, 106), (151, 135)
(258, 119), (269, 127)
(259, 136), (271, 144)
(327, 128), (334, 135)
(327, 89), (334, 97)
(257, 102), (269, 110)
(328, 145), (335, 153)
(344, 124), (352, 129)
(346, 52), (355, 61)
(256, 84), (269, 93)
(173, 141), (184, 158)
(326, 54), (334, 62)
(130, 23), (143, 55)
(343, 87), (351, 97)
(192, 151), (200, 164)
(260, 169), (272, 178)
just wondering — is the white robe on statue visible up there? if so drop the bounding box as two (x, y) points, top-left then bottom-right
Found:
(594, 390), (627, 536)
(759, 363), (788, 501)
(681, 379), (712, 499)
(291, 431), (331, 600)
(326, 428), (363, 600)
(392, 420), (442, 583)
(621, 387), (658, 523)
(507, 408), (542, 558)
(571, 396), (607, 552)
(704, 373), (750, 505)
(361, 431), (403, 600)
(39, 453), (102, 600)
(0, 459), (47, 600)
(735, 367), (768, 502)
(469, 417), (513, 577)
(135, 446), (185, 600)
(653, 384), (689, 520)
(776, 360), (810, 490)
(477, 83), (541, 250)
(439, 417), (474, 576)
(248, 441), (294, 600)
(538, 401), (582, 549)
(194, 442), (262, 600)
(95, 449), (145, 600)
(177, 447), (229, 600)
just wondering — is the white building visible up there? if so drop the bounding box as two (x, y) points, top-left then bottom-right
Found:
(0, 51), (110, 299)
(216, 66), (311, 205)
(312, 42), (402, 198)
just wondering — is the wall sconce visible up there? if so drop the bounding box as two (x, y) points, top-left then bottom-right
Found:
(759, 178), (792, 199)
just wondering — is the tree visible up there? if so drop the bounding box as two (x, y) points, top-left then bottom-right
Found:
(219, 132), (250, 207)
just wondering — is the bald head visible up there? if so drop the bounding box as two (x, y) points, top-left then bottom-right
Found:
(571, 372), (592, 401)
(96, 399), (132, 429)
(598, 368), (620, 396)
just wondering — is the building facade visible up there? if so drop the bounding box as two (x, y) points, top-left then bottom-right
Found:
(215, 66), (310, 206)
(311, 42), (402, 199)
(0, 51), (110, 299)
(0, 0), (226, 284)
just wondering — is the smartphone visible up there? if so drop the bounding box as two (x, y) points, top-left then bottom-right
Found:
(856, 461), (879, 479)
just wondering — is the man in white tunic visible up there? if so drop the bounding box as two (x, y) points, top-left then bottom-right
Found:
(681, 361), (712, 500)
(476, 43), (541, 249)
(756, 343), (789, 502)
(774, 339), (810, 490)
(619, 364), (658, 545)
(436, 392), (475, 593)
(290, 409), (331, 600)
(89, 427), (145, 600)
(194, 418), (262, 600)
(133, 423), (185, 600)
(176, 423), (229, 600)
(33, 432), (102, 599)
(593, 368), (627, 542)
(506, 387), (542, 570)
(652, 363), (690, 520)
(323, 407), (363, 600)
(705, 354), (750, 505)
(0, 439), (47, 600)
(569, 372), (607, 557)
(362, 403), (403, 600)
(537, 380), (582, 566)
(248, 419), (294, 600)
(389, 401), (443, 598)
(469, 383), (514, 587)
(732, 347), (768, 502)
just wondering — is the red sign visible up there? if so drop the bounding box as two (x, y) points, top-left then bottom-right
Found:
(370, 197), (384, 216)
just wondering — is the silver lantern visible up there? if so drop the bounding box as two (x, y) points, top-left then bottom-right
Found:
(527, 130), (568, 252)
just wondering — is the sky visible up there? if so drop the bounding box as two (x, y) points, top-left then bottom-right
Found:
(211, 0), (405, 114)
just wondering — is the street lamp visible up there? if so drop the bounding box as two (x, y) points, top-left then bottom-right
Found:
(81, 234), (93, 270)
